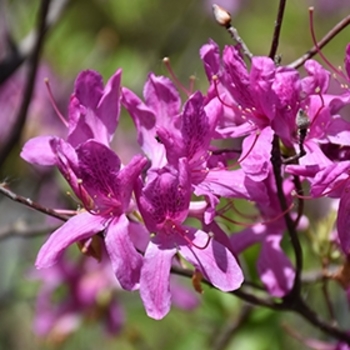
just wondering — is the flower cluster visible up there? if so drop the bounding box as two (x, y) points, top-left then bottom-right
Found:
(30, 242), (199, 339)
(21, 34), (350, 325)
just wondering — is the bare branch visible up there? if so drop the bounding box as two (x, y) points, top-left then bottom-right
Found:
(0, 183), (69, 221)
(0, 220), (59, 240)
(268, 0), (287, 59)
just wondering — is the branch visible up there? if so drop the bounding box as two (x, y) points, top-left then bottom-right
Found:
(294, 297), (350, 344)
(0, 0), (51, 168)
(0, 183), (69, 221)
(0, 0), (70, 85)
(268, 0), (287, 59)
(212, 4), (253, 61)
(271, 135), (303, 297)
(0, 220), (59, 240)
(171, 265), (350, 344)
(171, 265), (284, 310)
(288, 14), (350, 69)
(212, 304), (254, 350)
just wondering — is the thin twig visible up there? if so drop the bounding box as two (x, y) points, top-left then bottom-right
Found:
(212, 304), (254, 350)
(0, 220), (59, 241)
(288, 14), (350, 69)
(171, 265), (350, 344)
(268, 0), (287, 59)
(0, 183), (69, 221)
(271, 135), (303, 298)
(171, 265), (284, 310)
(292, 175), (304, 229)
(225, 24), (253, 61)
(322, 279), (336, 324)
(0, 0), (51, 168)
(294, 297), (350, 344)
(212, 4), (253, 61)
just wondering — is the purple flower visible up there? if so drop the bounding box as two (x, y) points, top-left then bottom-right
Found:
(136, 158), (243, 319)
(122, 73), (181, 169)
(230, 223), (295, 297)
(67, 69), (122, 147)
(21, 69), (122, 165)
(30, 250), (124, 340)
(33, 139), (148, 291)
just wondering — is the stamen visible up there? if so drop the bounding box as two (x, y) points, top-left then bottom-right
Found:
(208, 130), (260, 172)
(77, 179), (95, 212)
(212, 76), (257, 128)
(79, 237), (93, 255)
(217, 200), (258, 220)
(212, 76), (247, 115)
(44, 78), (69, 127)
(292, 176), (349, 200)
(163, 57), (191, 96)
(218, 202), (294, 227)
(171, 221), (213, 250)
(188, 75), (196, 95)
(309, 91), (325, 129)
(309, 7), (348, 81)
(237, 131), (260, 163)
(229, 200), (259, 220)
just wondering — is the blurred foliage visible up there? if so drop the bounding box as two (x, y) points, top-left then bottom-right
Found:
(1, 0), (350, 349)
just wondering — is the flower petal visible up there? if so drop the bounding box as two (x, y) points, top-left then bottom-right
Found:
(337, 184), (350, 255)
(257, 236), (295, 297)
(178, 228), (244, 291)
(35, 212), (106, 269)
(96, 69), (122, 142)
(21, 136), (59, 166)
(140, 240), (176, 319)
(105, 214), (143, 291)
(144, 73), (181, 121)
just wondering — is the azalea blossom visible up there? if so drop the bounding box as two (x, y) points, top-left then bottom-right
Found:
(136, 158), (243, 319)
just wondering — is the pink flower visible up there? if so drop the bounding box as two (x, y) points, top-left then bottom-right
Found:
(136, 159), (243, 319)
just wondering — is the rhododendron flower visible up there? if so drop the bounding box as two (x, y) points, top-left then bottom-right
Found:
(21, 69), (122, 164)
(31, 250), (124, 340)
(136, 158), (243, 319)
(28, 139), (148, 291)
(122, 73), (181, 169)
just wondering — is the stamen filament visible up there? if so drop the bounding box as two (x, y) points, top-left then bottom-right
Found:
(44, 78), (69, 127)
(309, 7), (348, 81)
(218, 202), (294, 227)
(163, 57), (191, 96)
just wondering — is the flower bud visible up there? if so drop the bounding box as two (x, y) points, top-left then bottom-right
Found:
(212, 4), (231, 27)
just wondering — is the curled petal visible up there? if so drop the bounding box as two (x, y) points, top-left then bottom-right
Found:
(200, 39), (221, 80)
(21, 136), (60, 166)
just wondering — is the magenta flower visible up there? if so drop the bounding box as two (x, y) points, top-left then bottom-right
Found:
(136, 158), (243, 319)
(230, 223), (295, 297)
(156, 91), (222, 178)
(122, 73), (181, 169)
(32, 139), (148, 291)
(31, 250), (124, 340)
(21, 69), (122, 165)
(68, 69), (122, 147)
